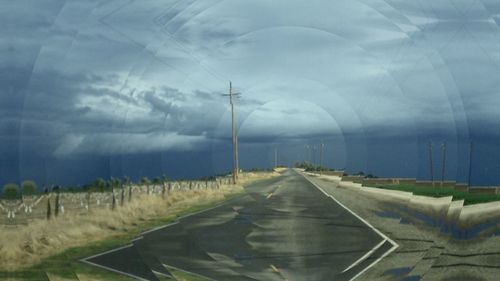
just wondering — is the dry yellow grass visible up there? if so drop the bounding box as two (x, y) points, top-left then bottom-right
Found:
(237, 171), (280, 185)
(0, 185), (239, 271)
(0, 172), (278, 271)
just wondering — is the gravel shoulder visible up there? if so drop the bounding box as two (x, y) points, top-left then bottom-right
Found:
(303, 172), (500, 281)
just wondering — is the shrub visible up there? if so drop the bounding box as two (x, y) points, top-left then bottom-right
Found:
(141, 177), (151, 185)
(94, 178), (106, 192)
(21, 180), (37, 195)
(3, 183), (19, 199)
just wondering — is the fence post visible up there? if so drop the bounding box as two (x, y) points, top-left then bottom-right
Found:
(120, 188), (124, 206)
(46, 196), (52, 220)
(55, 192), (60, 217)
(111, 189), (116, 210)
(86, 191), (91, 212)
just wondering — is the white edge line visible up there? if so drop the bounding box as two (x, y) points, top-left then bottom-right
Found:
(342, 238), (386, 273)
(81, 259), (151, 281)
(138, 197), (237, 237)
(139, 221), (179, 236)
(299, 171), (399, 281)
(81, 243), (134, 261)
(80, 244), (153, 281)
(163, 264), (219, 281)
(81, 193), (243, 279)
(151, 269), (172, 278)
(131, 236), (144, 242)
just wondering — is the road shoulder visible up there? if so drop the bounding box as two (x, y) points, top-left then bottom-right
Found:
(301, 171), (500, 281)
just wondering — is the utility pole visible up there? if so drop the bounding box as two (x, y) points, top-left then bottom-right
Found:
(305, 145), (310, 163)
(429, 142), (434, 187)
(312, 145), (316, 166)
(320, 142), (324, 175)
(468, 141), (473, 190)
(331, 143), (334, 170)
(441, 142), (447, 187)
(274, 147), (278, 168)
(222, 82), (240, 184)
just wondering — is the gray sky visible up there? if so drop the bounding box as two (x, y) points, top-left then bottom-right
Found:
(2, 0), (500, 186)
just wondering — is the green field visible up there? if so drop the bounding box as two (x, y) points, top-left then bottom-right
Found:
(372, 184), (500, 206)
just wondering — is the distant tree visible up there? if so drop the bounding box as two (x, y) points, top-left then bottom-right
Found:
(152, 177), (161, 195)
(3, 183), (19, 200)
(95, 178), (106, 192)
(153, 177), (161, 185)
(21, 180), (37, 196)
(141, 177), (151, 194)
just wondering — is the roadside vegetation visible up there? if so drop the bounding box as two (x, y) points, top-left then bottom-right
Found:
(294, 161), (336, 172)
(372, 183), (500, 206)
(302, 168), (500, 206)
(0, 170), (278, 280)
(0, 185), (242, 268)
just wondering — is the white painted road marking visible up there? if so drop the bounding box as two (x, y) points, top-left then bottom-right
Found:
(299, 170), (399, 281)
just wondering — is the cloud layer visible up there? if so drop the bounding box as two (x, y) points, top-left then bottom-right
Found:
(2, 0), (500, 185)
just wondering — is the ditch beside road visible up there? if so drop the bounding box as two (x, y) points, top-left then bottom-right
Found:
(303, 171), (500, 281)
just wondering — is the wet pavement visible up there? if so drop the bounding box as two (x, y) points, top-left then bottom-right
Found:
(83, 170), (390, 280)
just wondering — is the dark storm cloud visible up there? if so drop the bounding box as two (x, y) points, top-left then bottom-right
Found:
(2, 0), (500, 186)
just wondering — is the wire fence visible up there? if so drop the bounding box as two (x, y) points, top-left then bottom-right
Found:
(0, 177), (234, 225)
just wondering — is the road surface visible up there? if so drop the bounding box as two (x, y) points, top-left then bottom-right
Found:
(83, 169), (395, 281)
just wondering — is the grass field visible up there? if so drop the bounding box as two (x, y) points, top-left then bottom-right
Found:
(373, 184), (500, 206)
(1, 193), (238, 281)
(0, 171), (278, 281)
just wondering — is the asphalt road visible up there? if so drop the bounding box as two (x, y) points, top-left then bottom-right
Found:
(83, 169), (392, 281)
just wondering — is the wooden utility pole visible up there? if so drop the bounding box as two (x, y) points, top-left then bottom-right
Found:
(429, 142), (434, 187)
(274, 148), (278, 167)
(312, 145), (316, 166)
(440, 142), (447, 187)
(305, 145), (310, 163)
(320, 142), (324, 175)
(468, 142), (473, 190)
(222, 82), (240, 184)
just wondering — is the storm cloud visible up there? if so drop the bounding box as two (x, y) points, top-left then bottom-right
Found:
(2, 0), (500, 186)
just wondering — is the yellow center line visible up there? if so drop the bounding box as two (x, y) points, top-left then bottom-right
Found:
(270, 264), (288, 281)
(270, 264), (280, 273)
